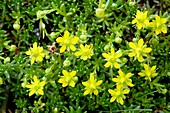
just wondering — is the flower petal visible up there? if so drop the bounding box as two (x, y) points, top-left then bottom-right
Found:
(128, 53), (136, 57)
(33, 42), (37, 48)
(96, 80), (102, 86)
(29, 89), (36, 96)
(114, 62), (120, 68)
(70, 71), (76, 77)
(104, 61), (111, 68)
(112, 78), (119, 82)
(26, 50), (31, 55)
(108, 89), (115, 95)
(56, 37), (63, 43)
(69, 81), (75, 87)
(70, 45), (76, 51)
(33, 76), (39, 83)
(138, 55), (144, 62)
(138, 39), (144, 48)
(31, 57), (35, 65)
(60, 45), (66, 53)
(71, 37), (79, 44)
(84, 89), (91, 96)
(94, 89), (98, 95)
(118, 97), (124, 105)
(90, 75), (94, 83)
(161, 27), (167, 33)
(129, 42), (136, 49)
(143, 48), (152, 53)
(75, 51), (82, 56)
(110, 96), (116, 103)
(62, 70), (68, 76)
(38, 89), (44, 95)
(64, 31), (70, 38)
(132, 18), (137, 24)
(39, 81), (46, 86)
(102, 53), (109, 58)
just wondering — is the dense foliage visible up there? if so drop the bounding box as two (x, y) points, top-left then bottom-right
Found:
(0, 0), (170, 112)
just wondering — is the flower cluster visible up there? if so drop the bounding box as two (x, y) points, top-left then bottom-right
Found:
(26, 42), (45, 65)
(132, 10), (167, 35)
(26, 75), (46, 96)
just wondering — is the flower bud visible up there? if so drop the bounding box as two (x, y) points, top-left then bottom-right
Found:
(9, 45), (16, 51)
(4, 57), (10, 63)
(129, 1), (136, 6)
(45, 68), (51, 74)
(80, 34), (87, 43)
(104, 44), (110, 51)
(50, 32), (56, 39)
(53, 108), (59, 113)
(73, 76), (78, 81)
(45, 55), (50, 59)
(96, 8), (105, 18)
(122, 58), (128, 63)
(41, 22), (45, 29)
(63, 58), (71, 67)
(13, 23), (20, 30)
(0, 77), (3, 85)
(114, 37), (122, 44)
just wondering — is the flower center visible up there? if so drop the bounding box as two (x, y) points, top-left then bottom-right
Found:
(32, 48), (40, 57)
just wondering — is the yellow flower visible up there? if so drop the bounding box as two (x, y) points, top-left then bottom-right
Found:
(25, 42), (45, 65)
(108, 84), (130, 105)
(26, 75), (46, 96)
(58, 70), (78, 87)
(149, 15), (167, 35)
(102, 48), (122, 68)
(82, 73), (102, 96)
(75, 44), (94, 60)
(112, 70), (134, 87)
(128, 39), (152, 62)
(132, 10), (149, 30)
(138, 64), (158, 81)
(56, 31), (79, 53)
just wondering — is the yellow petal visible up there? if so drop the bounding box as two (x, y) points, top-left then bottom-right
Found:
(75, 51), (82, 56)
(129, 42), (136, 49)
(56, 37), (63, 43)
(96, 80), (102, 86)
(102, 53), (109, 58)
(136, 10), (141, 16)
(110, 96), (116, 103)
(62, 82), (68, 87)
(71, 37), (79, 44)
(118, 70), (124, 77)
(161, 18), (167, 23)
(132, 18), (137, 24)
(148, 22), (154, 27)
(58, 78), (65, 83)
(111, 48), (115, 54)
(33, 76), (39, 83)
(112, 78), (119, 82)
(118, 97), (124, 105)
(37, 56), (43, 62)
(104, 61), (111, 68)
(60, 45), (66, 53)
(39, 81), (46, 86)
(126, 81), (134, 87)
(138, 39), (144, 48)
(161, 27), (167, 33)
(155, 15), (160, 21)
(38, 47), (43, 52)
(26, 50), (31, 55)
(62, 70), (68, 76)
(138, 55), (144, 62)
(151, 66), (156, 72)
(82, 56), (88, 60)
(70, 45), (76, 51)
(128, 53), (136, 57)
(90, 75), (94, 82)
(84, 89), (91, 96)
(38, 89), (44, 95)
(137, 23), (143, 30)
(125, 73), (132, 78)
(143, 48), (152, 53)
(108, 89), (115, 95)
(64, 31), (70, 38)
(115, 53), (122, 58)
(156, 29), (161, 35)
(94, 89), (98, 95)
(82, 82), (88, 86)
(138, 72), (145, 77)
(143, 11), (148, 18)
(70, 71), (76, 77)
(144, 64), (149, 70)
(31, 57), (35, 65)
(29, 89), (36, 96)
(33, 42), (37, 48)
(69, 81), (75, 87)
(26, 84), (34, 88)
(114, 62), (120, 68)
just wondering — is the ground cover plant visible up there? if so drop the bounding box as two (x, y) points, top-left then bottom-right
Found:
(0, 0), (170, 112)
